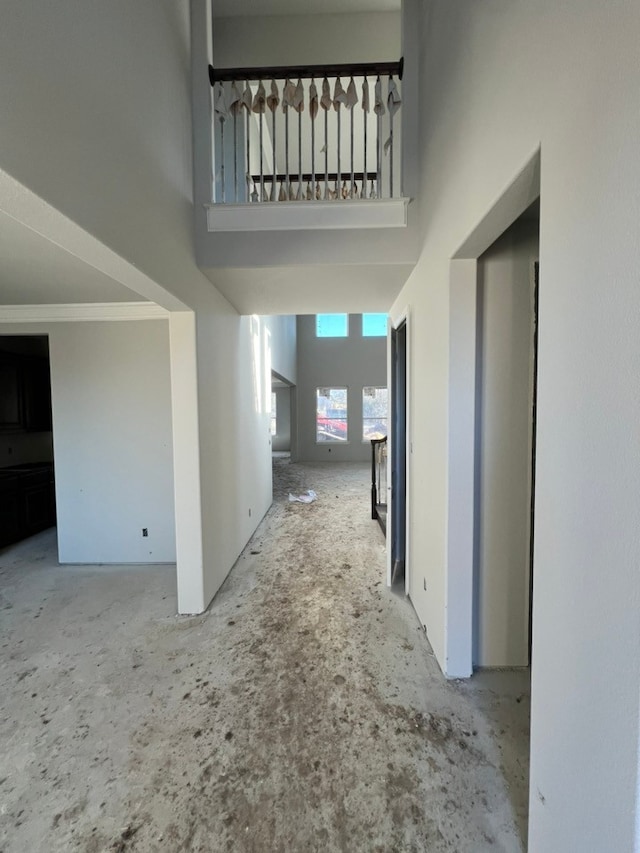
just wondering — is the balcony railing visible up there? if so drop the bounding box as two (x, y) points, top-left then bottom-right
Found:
(208, 60), (403, 206)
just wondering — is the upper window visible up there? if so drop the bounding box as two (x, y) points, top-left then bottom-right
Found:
(362, 386), (388, 440)
(316, 314), (348, 337)
(362, 313), (387, 337)
(316, 387), (348, 442)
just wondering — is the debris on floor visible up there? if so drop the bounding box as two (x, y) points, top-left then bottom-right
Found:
(287, 488), (317, 503)
(0, 458), (530, 852)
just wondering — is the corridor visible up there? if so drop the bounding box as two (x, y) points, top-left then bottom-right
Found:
(0, 459), (529, 852)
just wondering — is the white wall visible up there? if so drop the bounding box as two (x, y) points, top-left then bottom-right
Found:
(0, 1), (275, 614)
(199, 311), (298, 570)
(475, 217), (539, 668)
(391, 1), (640, 848)
(0, 321), (176, 564)
(272, 386), (292, 453)
(213, 12), (400, 68)
(296, 314), (386, 463)
(195, 310), (273, 607)
(263, 315), (296, 384)
(0, 1), (196, 309)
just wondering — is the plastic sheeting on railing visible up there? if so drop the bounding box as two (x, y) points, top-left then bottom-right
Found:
(212, 72), (402, 204)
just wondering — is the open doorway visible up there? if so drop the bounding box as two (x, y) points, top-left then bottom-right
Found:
(390, 320), (407, 589)
(0, 335), (55, 548)
(473, 203), (540, 668)
(271, 373), (295, 457)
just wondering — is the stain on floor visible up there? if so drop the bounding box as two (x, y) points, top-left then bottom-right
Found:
(0, 459), (529, 852)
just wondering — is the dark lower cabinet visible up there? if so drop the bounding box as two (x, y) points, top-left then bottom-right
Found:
(0, 478), (22, 547)
(23, 480), (53, 536)
(0, 465), (55, 548)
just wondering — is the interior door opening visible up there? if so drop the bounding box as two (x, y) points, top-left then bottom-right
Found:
(390, 320), (407, 589)
(271, 374), (295, 457)
(473, 203), (539, 669)
(0, 335), (56, 550)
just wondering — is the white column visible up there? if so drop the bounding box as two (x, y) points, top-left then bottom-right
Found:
(169, 311), (205, 614)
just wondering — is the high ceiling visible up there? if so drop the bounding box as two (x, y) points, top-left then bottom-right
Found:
(202, 263), (413, 315)
(213, 0), (399, 18)
(0, 211), (142, 305)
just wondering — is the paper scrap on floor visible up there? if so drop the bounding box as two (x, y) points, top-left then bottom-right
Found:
(288, 490), (317, 503)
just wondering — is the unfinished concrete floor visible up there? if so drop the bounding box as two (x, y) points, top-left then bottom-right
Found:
(0, 459), (530, 852)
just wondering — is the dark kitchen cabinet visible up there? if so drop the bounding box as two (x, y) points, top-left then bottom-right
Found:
(0, 474), (22, 547)
(22, 471), (53, 535)
(0, 351), (52, 433)
(0, 356), (24, 432)
(0, 464), (55, 547)
(23, 357), (53, 432)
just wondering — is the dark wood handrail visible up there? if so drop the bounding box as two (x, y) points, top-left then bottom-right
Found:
(209, 58), (403, 85)
(251, 171), (378, 184)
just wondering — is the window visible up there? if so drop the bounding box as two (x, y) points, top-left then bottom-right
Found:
(362, 387), (388, 440)
(316, 314), (348, 337)
(316, 387), (348, 442)
(270, 391), (277, 436)
(362, 313), (387, 337)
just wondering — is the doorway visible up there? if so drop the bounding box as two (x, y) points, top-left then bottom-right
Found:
(390, 320), (407, 589)
(271, 376), (295, 454)
(0, 335), (55, 548)
(473, 206), (540, 668)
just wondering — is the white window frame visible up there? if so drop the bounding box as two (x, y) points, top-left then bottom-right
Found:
(315, 314), (349, 338)
(315, 386), (349, 444)
(362, 313), (388, 337)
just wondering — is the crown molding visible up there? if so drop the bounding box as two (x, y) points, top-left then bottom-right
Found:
(0, 302), (170, 323)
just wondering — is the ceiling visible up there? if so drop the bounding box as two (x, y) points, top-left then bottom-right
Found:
(521, 197), (540, 222)
(203, 263), (413, 315)
(271, 375), (291, 388)
(0, 211), (143, 305)
(213, 0), (399, 18)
